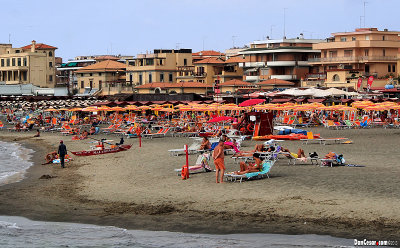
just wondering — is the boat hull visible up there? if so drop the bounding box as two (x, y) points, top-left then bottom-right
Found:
(71, 145), (132, 156)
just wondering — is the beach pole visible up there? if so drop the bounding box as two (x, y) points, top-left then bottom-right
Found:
(184, 144), (189, 179)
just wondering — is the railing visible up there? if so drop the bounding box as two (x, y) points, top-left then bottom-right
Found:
(270, 75), (297, 80)
(239, 62), (266, 68)
(244, 75), (260, 81)
(309, 56), (397, 63)
(192, 72), (207, 77)
(177, 66), (195, 71)
(305, 73), (326, 80)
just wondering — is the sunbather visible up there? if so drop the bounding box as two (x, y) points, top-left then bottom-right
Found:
(281, 147), (306, 159)
(235, 153), (263, 175)
(199, 137), (211, 150)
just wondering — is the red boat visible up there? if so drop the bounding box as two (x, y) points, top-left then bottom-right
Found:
(71, 145), (132, 156)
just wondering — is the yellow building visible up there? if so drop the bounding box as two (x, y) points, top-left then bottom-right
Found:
(126, 49), (193, 86)
(0, 40), (57, 88)
(75, 60), (128, 95)
(192, 57), (226, 84)
(135, 82), (211, 94)
(306, 28), (400, 89)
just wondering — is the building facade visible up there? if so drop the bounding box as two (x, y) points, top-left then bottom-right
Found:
(0, 40), (57, 88)
(126, 49), (193, 86)
(305, 28), (400, 89)
(239, 36), (324, 86)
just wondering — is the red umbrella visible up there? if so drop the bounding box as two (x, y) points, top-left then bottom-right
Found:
(239, 99), (266, 107)
(207, 116), (234, 123)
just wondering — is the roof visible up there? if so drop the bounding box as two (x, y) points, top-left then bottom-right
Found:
(225, 56), (247, 64)
(257, 79), (295, 86)
(192, 50), (224, 56)
(194, 57), (225, 64)
(95, 55), (119, 60)
(135, 82), (212, 89)
(21, 43), (57, 50)
(242, 46), (312, 52)
(219, 79), (252, 86)
(75, 60), (127, 73)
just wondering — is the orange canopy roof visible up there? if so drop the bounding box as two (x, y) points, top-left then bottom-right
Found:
(75, 60), (126, 73)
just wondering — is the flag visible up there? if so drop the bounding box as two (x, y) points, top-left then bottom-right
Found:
(357, 77), (363, 90)
(367, 76), (374, 91)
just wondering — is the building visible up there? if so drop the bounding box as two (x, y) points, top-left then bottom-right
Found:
(74, 60), (127, 95)
(192, 50), (225, 63)
(218, 79), (256, 94)
(0, 40), (57, 88)
(256, 78), (295, 90)
(57, 59), (97, 92)
(239, 36), (324, 86)
(305, 28), (400, 89)
(126, 49), (193, 86)
(191, 57), (226, 84)
(135, 82), (211, 95)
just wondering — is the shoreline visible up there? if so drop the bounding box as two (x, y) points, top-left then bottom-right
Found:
(0, 130), (399, 241)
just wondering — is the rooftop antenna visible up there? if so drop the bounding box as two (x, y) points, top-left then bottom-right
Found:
(232, 35), (237, 48)
(8, 34), (11, 44)
(270, 25), (275, 39)
(283, 8), (288, 38)
(202, 36), (206, 51)
(175, 43), (181, 50)
(363, 1), (368, 27)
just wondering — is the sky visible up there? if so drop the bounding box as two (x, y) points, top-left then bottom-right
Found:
(2, 0), (399, 61)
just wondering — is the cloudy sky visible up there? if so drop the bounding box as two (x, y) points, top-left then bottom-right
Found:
(2, 0), (399, 60)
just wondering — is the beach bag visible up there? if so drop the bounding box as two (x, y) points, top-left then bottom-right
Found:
(336, 154), (345, 164)
(309, 152), (318, 158)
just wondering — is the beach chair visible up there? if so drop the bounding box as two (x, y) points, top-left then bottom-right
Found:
(113, 126), (135, 136)
(142, 128), (164, 139)
(168, 142), (201, 156)
(224, 160), (275, 183)
(174, 153), (212, 175)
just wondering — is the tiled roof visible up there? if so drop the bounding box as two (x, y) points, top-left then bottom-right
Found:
(257, 78), (295, 85)
(95, 55), (119, 60)
(135, 82), (212, 89)
(192, 50), (224, 56)
(219, 79), (252, 86)
(75, 60), (127, 73)
(194, 57), (225, 64)
(225, 56), (247, 64)
(21, 43), (57, 50)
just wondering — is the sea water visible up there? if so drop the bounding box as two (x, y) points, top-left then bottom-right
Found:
(0, 140), (34, 185)
(0, 141), (354, 247)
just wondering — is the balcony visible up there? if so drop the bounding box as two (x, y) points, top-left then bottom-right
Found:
(193, 72), (207, 77)
(309, 56), (397, 64)
(239, 62), (266, 68)
(305, 73), (326, 80)
(244, 75), (260, 81)
(270, 75), (297, 80)
(177, 66), (195, 72)
(266, 61), (310, 67)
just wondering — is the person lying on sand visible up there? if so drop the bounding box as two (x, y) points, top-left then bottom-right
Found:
(44, 151), (58, 164)
(281, 147), (306, 159)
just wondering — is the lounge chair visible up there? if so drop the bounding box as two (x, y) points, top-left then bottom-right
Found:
(224, 160), (275, 183)
(168, 142), (201, 156)
(174, 153), (212, 175)
(142, 128), (167, 139)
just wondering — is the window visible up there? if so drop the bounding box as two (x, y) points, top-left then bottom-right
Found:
(49, 51), (53, 56)
(344, 50), (353, 57)
(332, 74), (340, 81)
(159, 59), (163, 65)
(169, 73), (173, 82)
(148, 73), (152, 83)
(1, 59), (4, 67)
(15, 50), (20, 53)
(12, 58), (15, 66)
(364, 49), (369, 56)
(184, 58), (187, 66)
(99, 80), (102, 90)
(340, 37), (347, 42)
(382, 35), (385, 41)
(160, 73), (164, 82)
(89, 80), (93, 88)
(352, 37), (356, 41)
(80, 73), (83, 77)
(23, 58), (27, 66)
(145, 59), (154, 66)
(323, 51), (327, 58)
(393, 65), (396, 72)
(139, 74), (143, 85)
(6, 59), (9, 66)
(49, 75), (53, 82)
(81, 81), (84, 88)
(49, 62), (53, 67)
(17, 58), (21, 66)
(365, 35), (370, 40)
(388, 65), (391, 72)
(99, 73), (102, 76)
(383, 49), (386, 56)
(328, 50), (337, 57)
(89, 73), (92, 76)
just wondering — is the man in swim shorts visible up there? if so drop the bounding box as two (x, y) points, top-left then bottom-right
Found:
(212, 140), (225, 183)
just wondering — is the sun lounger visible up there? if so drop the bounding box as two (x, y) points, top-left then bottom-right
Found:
(224, 160), (275, 183)
(168, 142), (201, 156)
(174, 153), (212, 175)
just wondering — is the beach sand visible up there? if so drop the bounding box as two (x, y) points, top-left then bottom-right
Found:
(0, 127), (399, 241)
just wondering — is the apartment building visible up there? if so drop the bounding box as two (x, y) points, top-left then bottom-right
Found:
(0, 40), (57, 88)
(75, 60), (127, 95)
(239, 36), (324, 86)
(126, 49), (193, 86)
(305, 28), (400, 89)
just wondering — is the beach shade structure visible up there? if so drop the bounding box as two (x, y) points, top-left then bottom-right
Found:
(68, 108), (82, 112)
(110, 106), (126, 112)
(207, 116), (235, 123)
(239, 99), (266, 107)
(124, 105), (138, 111)
(44, 107), (58, 112)
(81, 107), (98, 112)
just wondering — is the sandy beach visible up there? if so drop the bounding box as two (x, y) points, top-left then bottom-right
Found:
(0, 127), (399, 241)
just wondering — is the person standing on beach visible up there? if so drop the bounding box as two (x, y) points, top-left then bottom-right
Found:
(58, 140), (67, 168)
(212, 140), (225, 183)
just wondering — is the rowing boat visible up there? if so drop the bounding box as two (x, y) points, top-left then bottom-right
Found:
(71, 144), (132, 156)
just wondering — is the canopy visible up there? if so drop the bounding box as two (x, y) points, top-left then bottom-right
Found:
(239, 99), (266, 107)
(207, 116), (234, 123)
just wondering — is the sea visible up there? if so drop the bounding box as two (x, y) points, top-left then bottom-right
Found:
(0, 141), (355, 247)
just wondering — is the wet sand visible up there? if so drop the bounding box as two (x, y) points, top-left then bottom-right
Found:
(0, 127), (399, 241)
